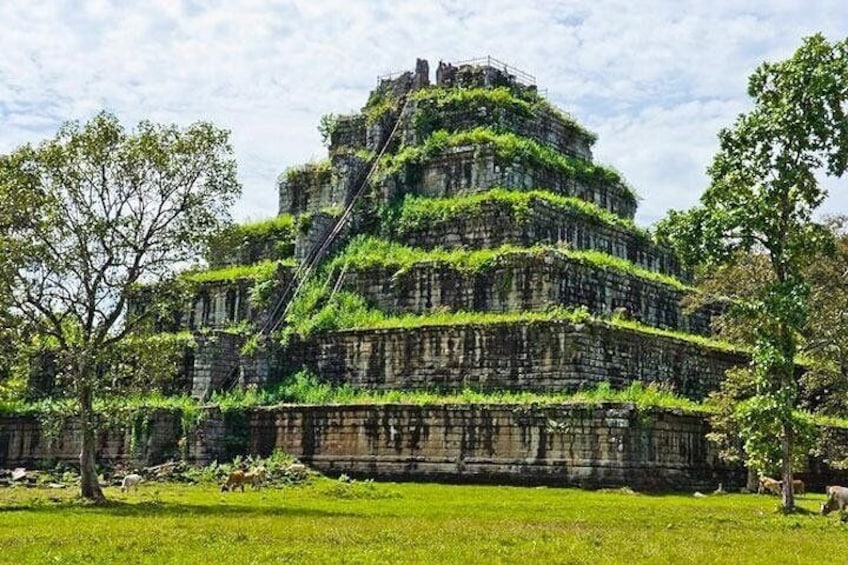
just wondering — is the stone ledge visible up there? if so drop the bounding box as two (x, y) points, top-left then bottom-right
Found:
(393, 194), (683, 279)
(342, 251), (714, 334)
(382, 145), (636, 220)
(291, 320), (746, 401)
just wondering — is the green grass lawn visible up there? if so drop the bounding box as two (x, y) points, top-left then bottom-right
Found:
(0, 479), (842, 564)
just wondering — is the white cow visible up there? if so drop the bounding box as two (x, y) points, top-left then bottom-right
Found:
(120, 473), (143, 492)
(820, 485), (848, 522)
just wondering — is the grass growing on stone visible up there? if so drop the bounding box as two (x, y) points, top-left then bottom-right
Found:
(181, 259), (294, 284)
(0, 380), (707, 419)
(216, 214), (295, 241)
(379, 127), (637, 203)
(283, 254), (725, 351)
(284, 282), (739, 356)
(281, 158), (332, 184)
(0, 480), (844, 564)
(387, 188), (650, 239)
(409, 86), (598, 143)
(265, 376), (708, 413)
(330, 235), (689, 290)
(205, 214), (297, 264)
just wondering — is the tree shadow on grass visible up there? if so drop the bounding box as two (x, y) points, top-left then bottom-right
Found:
(0, 499), (358, 519)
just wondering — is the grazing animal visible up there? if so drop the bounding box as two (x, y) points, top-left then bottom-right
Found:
(788, 479), (805, 496)
(821, 485), (848, 521)
(221, 470), (247, 492)
(246, 467), (266, 489)
(120, 473), (142, 493)
(758, 476), (781, 496)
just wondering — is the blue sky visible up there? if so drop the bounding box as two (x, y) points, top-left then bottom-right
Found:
(1, 1), (846, 226)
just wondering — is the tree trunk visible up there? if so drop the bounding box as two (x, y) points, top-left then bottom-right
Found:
(780, 422), (794, 511)
(746, 466), (759, 493)
(79, 383), (106, 503)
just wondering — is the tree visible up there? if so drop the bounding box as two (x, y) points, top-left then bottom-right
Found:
(803, 218), (848, 398)
(0, 112), (240, 502)
(657, 34), (848, 511)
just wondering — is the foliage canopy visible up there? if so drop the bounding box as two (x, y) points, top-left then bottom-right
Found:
(0, 111), (241, 501)
(656, 34), (848, 510)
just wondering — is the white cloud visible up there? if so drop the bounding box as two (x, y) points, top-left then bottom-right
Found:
(1, 0), (846, 227)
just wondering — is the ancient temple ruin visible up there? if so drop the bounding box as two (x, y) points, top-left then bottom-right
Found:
(4, 58), (773, 489)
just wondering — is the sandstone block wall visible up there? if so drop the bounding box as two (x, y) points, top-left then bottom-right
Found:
(395, 198), (683, 279)
(295, 210), (347, 262)
(127, 265), (296, 335)
(0, 403), (744, 491)
(330, 114), (366, 150)
(404, 100), (593, 161)
(278, 165), (335, 216)
(247, 403), (742, 490)
(343, 254), (714, 334)
(0, 410), (184, 469)
(296, 321), (746, 401)
(391, 146), (636, 220)
(192, 332), (244, 400)
(187, 280), (254, 330)
(6, 403), (845, 492)
(191, 332), (284, 400)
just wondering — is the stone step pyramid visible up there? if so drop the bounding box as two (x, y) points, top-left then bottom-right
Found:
(128, 57), (742, 402)
(120, 58), (755, 489)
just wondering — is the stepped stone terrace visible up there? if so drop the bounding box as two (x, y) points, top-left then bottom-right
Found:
(23, 57), (825, 491)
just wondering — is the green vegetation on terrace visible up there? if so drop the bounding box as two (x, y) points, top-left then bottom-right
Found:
(363, 82), (405, 125)
(275, 377), (709, 413)
(341, 308), (740, 352)
(329, 236), (688, 290)
(7, 373), (845, 436)
(409, 86), (597, 142)
(220, 214), (294, 240)
(386, 188), (649, 239)
(181, 259), (293, 284)
(282, 271), (736, 354)
(0, 380), (705, 417)
(206, 214), (297, 266)
(0, 389), (201, 422)
(281, 158), (331, 185)
(1, 479), (847, 563)
(123, 330), (197, 348)
(379, 128), (637, 203)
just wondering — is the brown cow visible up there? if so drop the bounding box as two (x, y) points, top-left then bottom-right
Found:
(246, 467), (266, 489)
(758, 476), (781, 495)
(788, 479), (805, 496)
(221, 470), (247, 492)
(759, 476), (805, 496)
(220, 468), (266, 492)
(821, 485), (848, 522)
